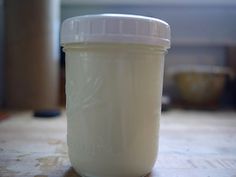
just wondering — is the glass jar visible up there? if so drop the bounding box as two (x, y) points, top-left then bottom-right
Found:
(61, 14), (170, 177)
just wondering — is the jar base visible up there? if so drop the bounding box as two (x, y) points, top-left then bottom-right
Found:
(74, 169), (150, 177)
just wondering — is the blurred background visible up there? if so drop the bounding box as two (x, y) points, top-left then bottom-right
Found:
(0, 0), (236, 112)
(1, 2), (236, 176)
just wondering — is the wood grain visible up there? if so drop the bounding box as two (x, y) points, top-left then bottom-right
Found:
(0, 110), (236, 177)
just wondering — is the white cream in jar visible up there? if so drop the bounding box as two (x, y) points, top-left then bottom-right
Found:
(61, 14), (170, 177)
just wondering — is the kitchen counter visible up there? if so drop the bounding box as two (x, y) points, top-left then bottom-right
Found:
(0, 110), (236, 177)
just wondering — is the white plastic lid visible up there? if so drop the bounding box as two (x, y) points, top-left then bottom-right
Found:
(61, 14), (171, 49)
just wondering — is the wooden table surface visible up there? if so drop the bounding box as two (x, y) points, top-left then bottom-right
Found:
(0, 110), (236, 177)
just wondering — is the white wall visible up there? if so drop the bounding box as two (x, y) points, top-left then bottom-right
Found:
(62, 0), (236, 6)
(61, 5), (236, 46)
(60, 4), (235, 94)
